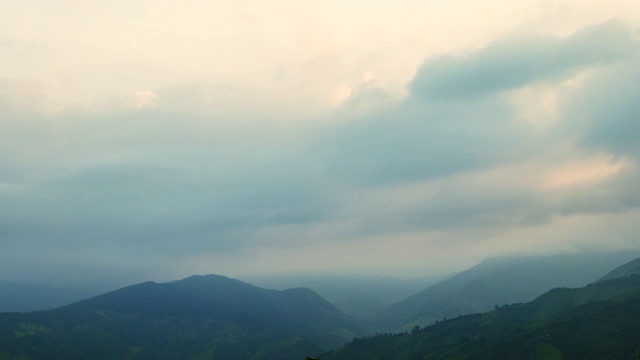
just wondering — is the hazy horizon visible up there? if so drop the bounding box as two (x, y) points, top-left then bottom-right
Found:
(2, 1), (640, 289)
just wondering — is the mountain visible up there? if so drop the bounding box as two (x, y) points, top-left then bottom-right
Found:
(0, 274), (366, 359)
(598, 256), (640, 282)
(323, 274), (640, 360)
(168, 275), (366, 349)
(244, 273), (437, 321)
(367, 251), (639, 332)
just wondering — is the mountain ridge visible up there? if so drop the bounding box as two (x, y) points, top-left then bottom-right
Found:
(598, 256), (640, 282)
(366, 251), (639, 332)
(0, 274), (366, 359)
(323, 274), (640, 360)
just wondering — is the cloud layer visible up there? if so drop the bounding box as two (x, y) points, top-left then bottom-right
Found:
(1, 2), (640, 288)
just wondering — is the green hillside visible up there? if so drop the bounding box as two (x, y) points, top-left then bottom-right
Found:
(0, 275), (366, 359)
(324, 275), (640, 360)
(366, 252), (638, 332)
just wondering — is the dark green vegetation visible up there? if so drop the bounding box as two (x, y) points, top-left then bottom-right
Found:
(324, 269), (640, 359)
(3, 254), (640, 359)
(0, 275), (366, 360)
(367, 252), (638, 332)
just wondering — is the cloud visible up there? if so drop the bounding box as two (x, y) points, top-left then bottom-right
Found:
(321, 96), (517, 185)
(0, 118), (337, 257)
(410, 21), (636, 101)
(309, 21), (640, 246)
(320, 22), (639, 187)
(566, 60), (640, 156)
(0, 79), (51, 114)
(2, 15), (640, 286)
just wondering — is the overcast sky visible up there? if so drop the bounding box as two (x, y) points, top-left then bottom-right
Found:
(2, 1), (640, 288)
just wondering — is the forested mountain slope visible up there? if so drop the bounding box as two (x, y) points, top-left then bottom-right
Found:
(0, 275), (366, 360)
(367, 252), (638, 332)
(325, 275), (640, 360)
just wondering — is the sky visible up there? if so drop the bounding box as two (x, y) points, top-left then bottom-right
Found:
(1, 0), (640, 289)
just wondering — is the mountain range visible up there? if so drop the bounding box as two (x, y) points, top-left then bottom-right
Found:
(244, 273), (438, 321)
(0, 275), (365, 359)
(365, 251), (638, 333)
(2, 252), (640, 359)
(324, 256), (640, 360)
